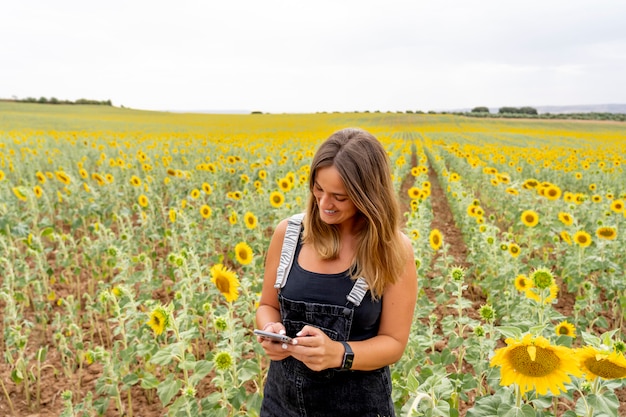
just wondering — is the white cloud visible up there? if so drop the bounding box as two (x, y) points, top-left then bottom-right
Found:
(1, 0), (625, 112)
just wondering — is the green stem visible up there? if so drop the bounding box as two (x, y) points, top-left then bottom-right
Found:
(0, 377), (16, 416)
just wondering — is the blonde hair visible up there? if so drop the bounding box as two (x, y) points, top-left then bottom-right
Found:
(302, 128), (406, 299)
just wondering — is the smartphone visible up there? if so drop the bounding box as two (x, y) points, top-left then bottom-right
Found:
(254, 329), (293, 344)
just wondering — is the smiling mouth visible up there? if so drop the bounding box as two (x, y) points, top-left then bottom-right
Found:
(324, 210), (337, 214)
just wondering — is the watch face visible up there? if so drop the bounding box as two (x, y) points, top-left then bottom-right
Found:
(344, 354), (354, 369)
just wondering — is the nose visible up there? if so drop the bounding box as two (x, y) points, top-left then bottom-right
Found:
(318, 193), (333, 209)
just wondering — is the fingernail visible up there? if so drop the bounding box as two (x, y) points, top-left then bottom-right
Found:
(292, 339), (298, 345)
(281, 343), (288, 349)
(296, 331), (302, 336)
(279, 329), (286, 335)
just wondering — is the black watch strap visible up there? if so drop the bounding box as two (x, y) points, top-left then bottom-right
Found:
(340, 341), (354, 370)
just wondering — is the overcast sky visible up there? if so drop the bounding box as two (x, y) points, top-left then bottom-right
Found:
(1, 0), (625, 113)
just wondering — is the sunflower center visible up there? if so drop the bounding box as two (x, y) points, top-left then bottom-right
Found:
(557, 327), (569, 336)
(215, 276), (231, 294)
(584, 358), (626, 379)
(509, 345), (559, 377)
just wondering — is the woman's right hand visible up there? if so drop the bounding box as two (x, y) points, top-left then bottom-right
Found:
(257, 323), (293, 361)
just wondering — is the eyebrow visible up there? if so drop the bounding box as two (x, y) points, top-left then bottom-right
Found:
(314, 181), (348, 197)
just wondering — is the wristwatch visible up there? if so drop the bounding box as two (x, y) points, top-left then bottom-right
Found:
(340, 341), (354, 370)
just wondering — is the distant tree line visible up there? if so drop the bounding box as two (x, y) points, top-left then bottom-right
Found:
(3, 96), (112, 106)
(314, 108), (626, 122)
(460, 106), (625, 122)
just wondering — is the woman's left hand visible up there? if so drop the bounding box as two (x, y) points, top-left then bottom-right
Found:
(285, 325), (344, 371)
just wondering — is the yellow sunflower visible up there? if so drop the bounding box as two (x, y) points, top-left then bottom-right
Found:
(269, 191), (285, 208)
(169, 209), (176, 223)
(210, 264), (240, 302)
(244, 211), (258, 229)
(557, 212), (574, 226)
(146, 305), (170, 336)
(35, 171), (46, 183)
(555, 321), (576, 338)
(234, 242), (253, 265)
(514, 274), (531, 292)
(55, 171), (71, 185)
(429, 229), (443, 251)
(408, 187), (421, 199)
(490, 334), (582, 396)
(130, 175), (142, 187)
(544, 184), (562, 201)
(138, 194), (149, 207)
(202, 182), (212, 195)
(33, 185), (43, 199)
(410, 229), (420, 240)
(13, 187), (27, 202)
(521, 210), (539, 227)
(92, 172), (105, 186)
(190, 189), (200, 199)
(200, 204), (212, 219)
(228, 211), (238, 225)
(508, 243), (521, 258)
(522, 179), (539, 189)
(576, 346), (626, 380)
(610, 199), (624, 213)
(560, 231), (572, 245)
(278, 177), (292, 192)
(573, 230), (592, 247)
(596, 226), (617, 240)
(525, 283), (559, 305)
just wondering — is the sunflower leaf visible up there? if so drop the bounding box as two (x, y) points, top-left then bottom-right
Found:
(586, 392), (619, 417)
(157, 374), (182, 407)
(495, 326), (523, 340)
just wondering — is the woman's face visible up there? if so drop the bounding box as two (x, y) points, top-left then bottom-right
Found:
(312, 165), (358, 226)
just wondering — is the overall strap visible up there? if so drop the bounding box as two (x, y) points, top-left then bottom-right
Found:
(346, 277), (369, 306)
(274, 213), (305, 289)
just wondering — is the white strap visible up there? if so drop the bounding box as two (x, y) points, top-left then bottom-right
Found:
(274, 213), (305, 289)
(346, 277), (369, 306)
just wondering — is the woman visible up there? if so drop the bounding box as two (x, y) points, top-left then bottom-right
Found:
(256, 128), (417, 417)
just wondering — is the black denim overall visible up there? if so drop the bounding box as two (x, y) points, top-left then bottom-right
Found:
(260, 214), (395, 417)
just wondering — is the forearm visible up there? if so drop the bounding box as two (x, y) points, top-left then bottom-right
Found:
(346, 335), (406, 371)
(256, 303), (282, 329)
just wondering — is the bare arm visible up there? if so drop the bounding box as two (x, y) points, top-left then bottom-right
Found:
(255, 219), (293, 360)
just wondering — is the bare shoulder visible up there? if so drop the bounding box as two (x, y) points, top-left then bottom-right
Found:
(267, 217), (293, 251)
(398, 231), (415, 256)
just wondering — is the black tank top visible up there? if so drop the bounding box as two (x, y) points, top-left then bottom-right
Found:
(280, 234), (382, 341)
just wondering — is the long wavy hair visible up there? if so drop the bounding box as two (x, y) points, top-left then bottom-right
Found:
(302, 128), (406, 299)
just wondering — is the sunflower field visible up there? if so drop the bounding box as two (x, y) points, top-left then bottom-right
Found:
(1, 102), (626, 417)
